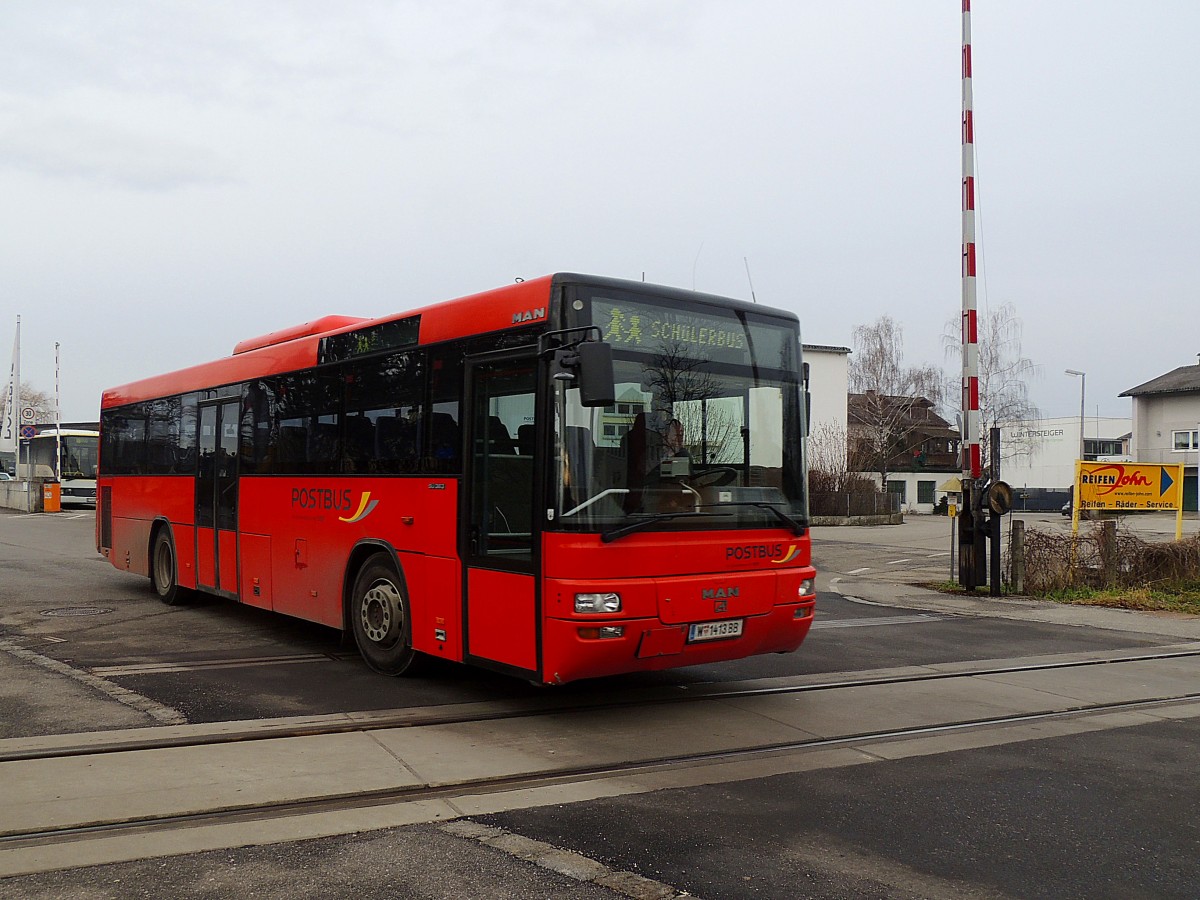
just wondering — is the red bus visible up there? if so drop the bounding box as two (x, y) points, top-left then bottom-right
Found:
(98, 274), (816, 684)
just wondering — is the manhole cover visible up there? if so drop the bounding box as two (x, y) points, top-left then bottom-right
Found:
(40, 607), (113, 618)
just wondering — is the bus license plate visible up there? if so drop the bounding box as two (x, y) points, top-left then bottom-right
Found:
(687, 619), (744, 643)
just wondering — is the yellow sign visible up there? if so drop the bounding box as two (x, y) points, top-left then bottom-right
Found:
(1072, 461), (1186, 540)
(1074, 461), (1184, 511)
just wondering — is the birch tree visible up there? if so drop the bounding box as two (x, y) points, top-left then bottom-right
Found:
(943, 302), (1041, 469)
(849, 316), (947, 485)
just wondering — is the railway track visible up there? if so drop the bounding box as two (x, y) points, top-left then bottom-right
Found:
(0, 645), (1198, 862)
(5, 644), (1200, 765)
(4, 688), (1198, 854)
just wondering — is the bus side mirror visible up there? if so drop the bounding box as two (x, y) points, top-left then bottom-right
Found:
(551, 337), (615, 407)
(574, 341), (615, 407)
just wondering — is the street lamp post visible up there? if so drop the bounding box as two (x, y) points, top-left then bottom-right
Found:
(1066, 369), (1085, 461)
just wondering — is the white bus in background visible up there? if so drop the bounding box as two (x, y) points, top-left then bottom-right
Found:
(27, 428), (99, 507)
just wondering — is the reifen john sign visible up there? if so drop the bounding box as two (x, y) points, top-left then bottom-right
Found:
(1075, 461), (1184, 512)
(1072, 460), (1188, 540)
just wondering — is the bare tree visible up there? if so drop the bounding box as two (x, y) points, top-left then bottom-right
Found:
(807, 422), (854, 492)
(0, 381), (55, 425)
(943, 302), (1041, 469)
(849, 316), (948, 485)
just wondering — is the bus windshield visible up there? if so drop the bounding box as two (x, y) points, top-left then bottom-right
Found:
(31, 433), (100, 481)
(553, 291), (807, 536)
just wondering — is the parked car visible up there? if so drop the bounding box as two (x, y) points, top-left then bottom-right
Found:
(0, 471), (13, 481)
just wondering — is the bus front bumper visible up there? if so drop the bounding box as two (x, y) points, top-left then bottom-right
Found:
(540, 599), (816, 684)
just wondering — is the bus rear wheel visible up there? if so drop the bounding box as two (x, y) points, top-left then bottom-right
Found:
(151, 528), (186, 606)
(350, 554), (419, 676)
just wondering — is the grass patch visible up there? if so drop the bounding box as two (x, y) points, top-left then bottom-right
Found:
(923, 580), (1200, 614)
(923, 581), (1017, 597)
(1040, 584), (1200, 616)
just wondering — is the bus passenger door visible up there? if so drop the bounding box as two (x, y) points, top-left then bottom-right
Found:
(195, 400), (240, 597)
(463, 352), (540, 677)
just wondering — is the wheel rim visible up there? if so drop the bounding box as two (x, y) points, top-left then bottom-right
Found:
(360, 578), (402, 645)
(154, 541), (173, 595)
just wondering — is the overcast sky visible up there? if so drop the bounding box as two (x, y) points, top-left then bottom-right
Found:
(2, 1), (1197, 424)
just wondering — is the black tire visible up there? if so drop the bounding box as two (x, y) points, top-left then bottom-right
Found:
(350, 553), (420, 676)
(150, 527), (186, 606)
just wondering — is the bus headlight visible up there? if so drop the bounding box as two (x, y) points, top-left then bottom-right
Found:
(575, 592), (622, 614)
(798, 579), (815, 597)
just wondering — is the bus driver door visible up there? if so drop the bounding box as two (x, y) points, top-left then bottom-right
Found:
(195, 399), (240, 597)
(463, 352), (540, 678)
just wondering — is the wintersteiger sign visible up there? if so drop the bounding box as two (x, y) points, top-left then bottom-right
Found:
(1073, 461), (1186, 538)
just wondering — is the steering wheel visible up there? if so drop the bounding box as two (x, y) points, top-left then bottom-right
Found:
(688, 467), (739, 488)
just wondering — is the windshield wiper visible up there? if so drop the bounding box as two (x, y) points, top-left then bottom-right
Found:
(601, 511), (732, 544)
(698, 502), (808, 535)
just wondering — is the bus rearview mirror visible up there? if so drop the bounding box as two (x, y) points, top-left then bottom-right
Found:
(572, 341), (616, 407)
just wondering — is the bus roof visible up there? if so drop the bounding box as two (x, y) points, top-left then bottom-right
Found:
(101, 274), (798, 409)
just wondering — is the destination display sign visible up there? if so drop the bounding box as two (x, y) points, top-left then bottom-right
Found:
(590, 297), (795, 369)
(1074, 461), (1184, 511)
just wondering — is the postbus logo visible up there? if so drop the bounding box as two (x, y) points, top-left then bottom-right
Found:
(725, 543), (801, 564)
(338, 492), (380, 523)
(290, 488), (379, 523)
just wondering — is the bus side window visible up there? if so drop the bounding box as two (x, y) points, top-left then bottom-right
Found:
(255, 372), (341, 475)
(344, 352), (424, 474)
(111, 404), (149, 475)
(239, 381), (272, 474)
(178, 393), (199, 475)
(146, 397), (185, 475)
(427, 347), (462, 474)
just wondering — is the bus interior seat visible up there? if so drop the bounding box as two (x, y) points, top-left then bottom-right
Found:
(488, 416), (517, 454)
(277, 425), (308, 469)
(517, 423), (535, 456)
(375, 415), (417, 465)
(343, 415), (376, 466)
(430, 412), (460, 462)
(307, 422), (340, 469)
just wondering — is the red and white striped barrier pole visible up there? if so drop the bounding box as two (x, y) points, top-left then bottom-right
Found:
(960, 0), (983, 586)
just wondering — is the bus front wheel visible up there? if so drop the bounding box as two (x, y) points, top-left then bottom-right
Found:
(350, 554), (419, 676)
(151, 528), (186, 606)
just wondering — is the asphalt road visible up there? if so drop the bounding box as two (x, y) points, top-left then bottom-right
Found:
(0, 512), (1177, 736)
(1, 509), (1198, 898)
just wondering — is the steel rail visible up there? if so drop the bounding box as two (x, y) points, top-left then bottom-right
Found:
(3, 689), (1198, 850)
(3, 647), (1199, 765)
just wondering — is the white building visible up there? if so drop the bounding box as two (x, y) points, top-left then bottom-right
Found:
(802, 344), (850, 435)
(1121, 354), (1200, 512)
(997, 415), (1132, 511)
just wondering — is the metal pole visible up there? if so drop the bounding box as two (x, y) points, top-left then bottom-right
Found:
(989, 427), (1001, 596)
(54, 342), (62, 483)
(1079, 373), (1085, 460)
(1066, 369), (1085, 461)
(959, 0), (982, 589)
(950, 506), (956, 583)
